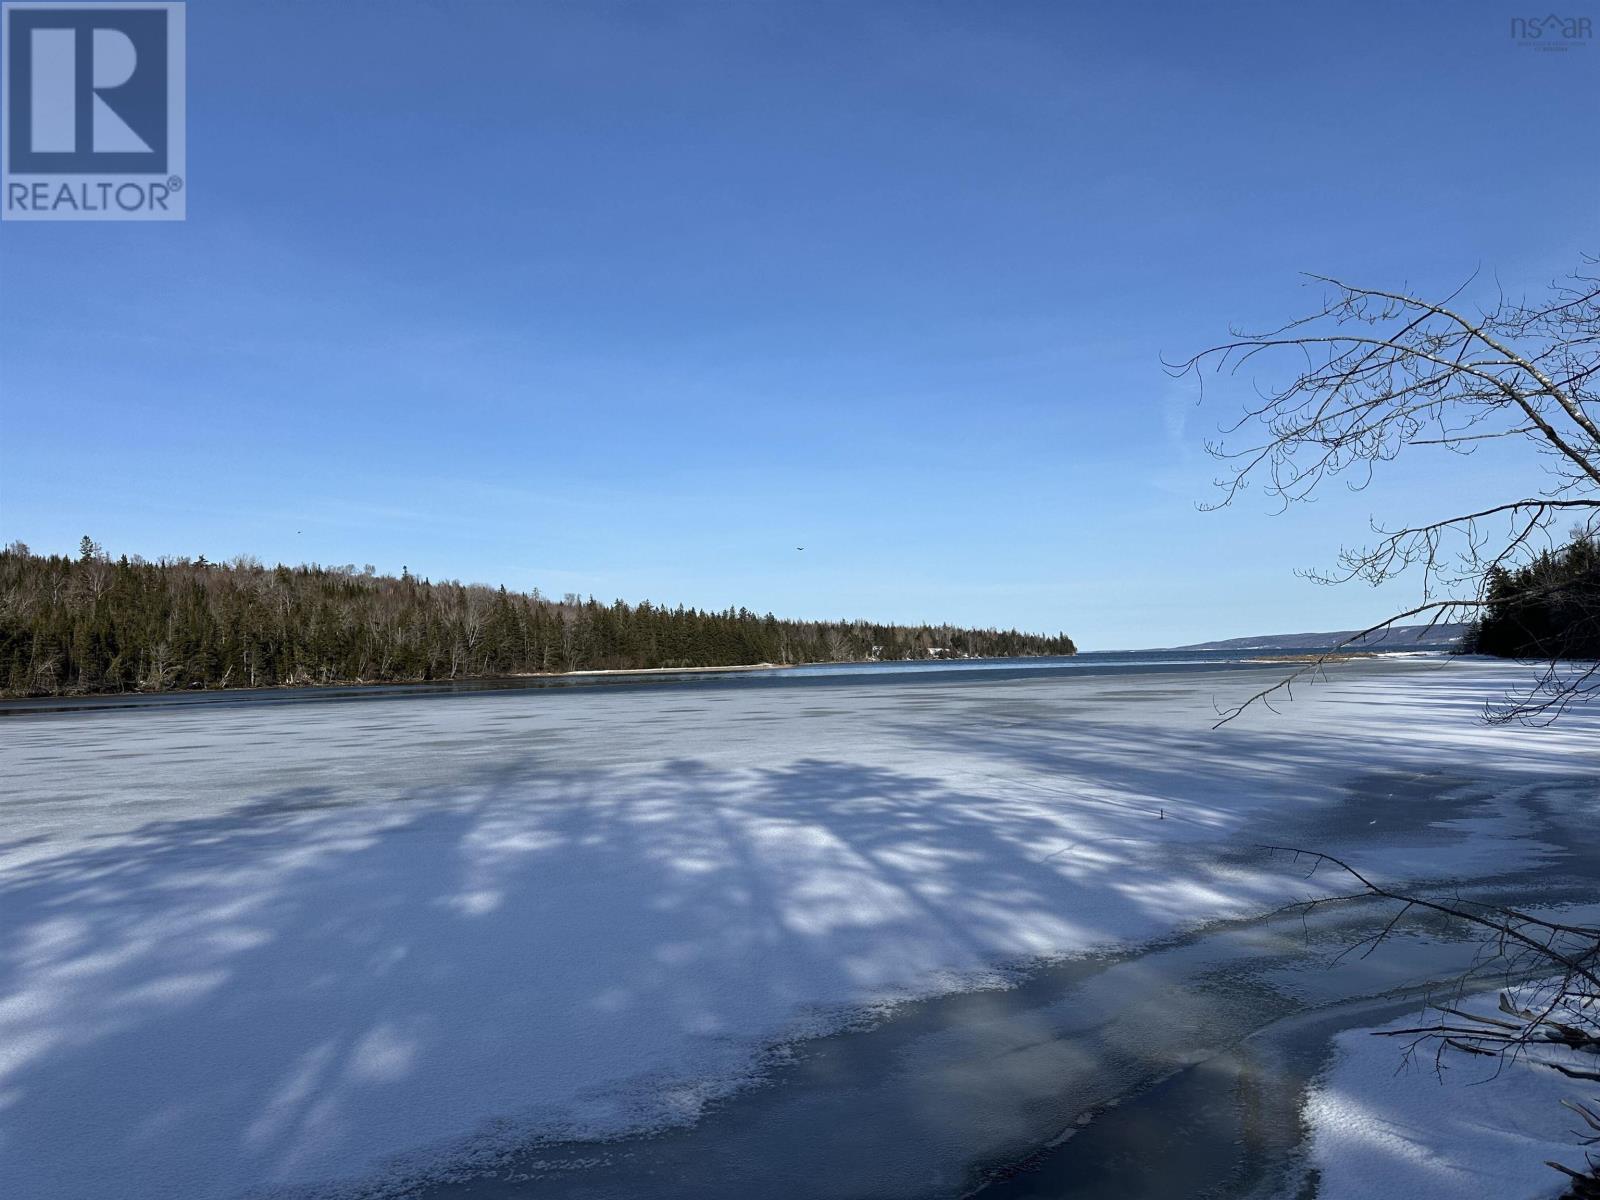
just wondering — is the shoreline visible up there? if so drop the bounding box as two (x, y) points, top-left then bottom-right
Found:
(0, 662), (801, 707)
(0, 654), (1090, 704)
(511, 662), (794, 678)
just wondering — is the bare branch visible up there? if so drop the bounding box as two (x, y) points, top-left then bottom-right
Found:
(1183, 259), (1600, 723)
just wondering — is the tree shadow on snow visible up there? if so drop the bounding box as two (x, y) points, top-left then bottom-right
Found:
(1, 690), (1594, 1200)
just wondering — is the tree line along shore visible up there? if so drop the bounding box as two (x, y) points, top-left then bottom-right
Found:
(0, 542), (1078, 698)
(1465, 534), (1600, 661)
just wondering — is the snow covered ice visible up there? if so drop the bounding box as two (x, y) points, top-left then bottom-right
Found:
(0, 657), (1594, 1198)
(1306, 986), (1600, 1200)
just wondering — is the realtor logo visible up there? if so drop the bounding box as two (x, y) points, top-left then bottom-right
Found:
(2, 2), (185, 220)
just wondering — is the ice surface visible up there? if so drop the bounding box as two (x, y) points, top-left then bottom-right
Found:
(0, 657), (1593, 1198)
(1307, 985), (1598, 1200)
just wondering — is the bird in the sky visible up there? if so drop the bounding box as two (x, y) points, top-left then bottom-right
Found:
(796, 546), (805, 551)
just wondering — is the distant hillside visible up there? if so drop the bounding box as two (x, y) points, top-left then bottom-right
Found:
(1171, 623), (1471, 653)
(0, 542), (1077, 697)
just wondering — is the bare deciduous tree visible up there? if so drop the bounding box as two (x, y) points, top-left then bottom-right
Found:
(1171, 257), (1600, 723)
(142, 641), (177, 691)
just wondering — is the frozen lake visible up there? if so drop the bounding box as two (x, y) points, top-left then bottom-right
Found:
(1, 656), (1594, 1198)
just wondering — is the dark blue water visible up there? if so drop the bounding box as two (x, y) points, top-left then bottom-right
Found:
(0, 644), (1461, 718)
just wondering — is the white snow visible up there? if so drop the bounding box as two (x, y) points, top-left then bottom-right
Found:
(1306, 988), (1598, 1200)
(0, 657), (1594, 1198)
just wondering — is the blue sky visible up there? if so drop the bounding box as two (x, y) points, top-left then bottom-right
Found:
(1, 0), (1595, 648)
